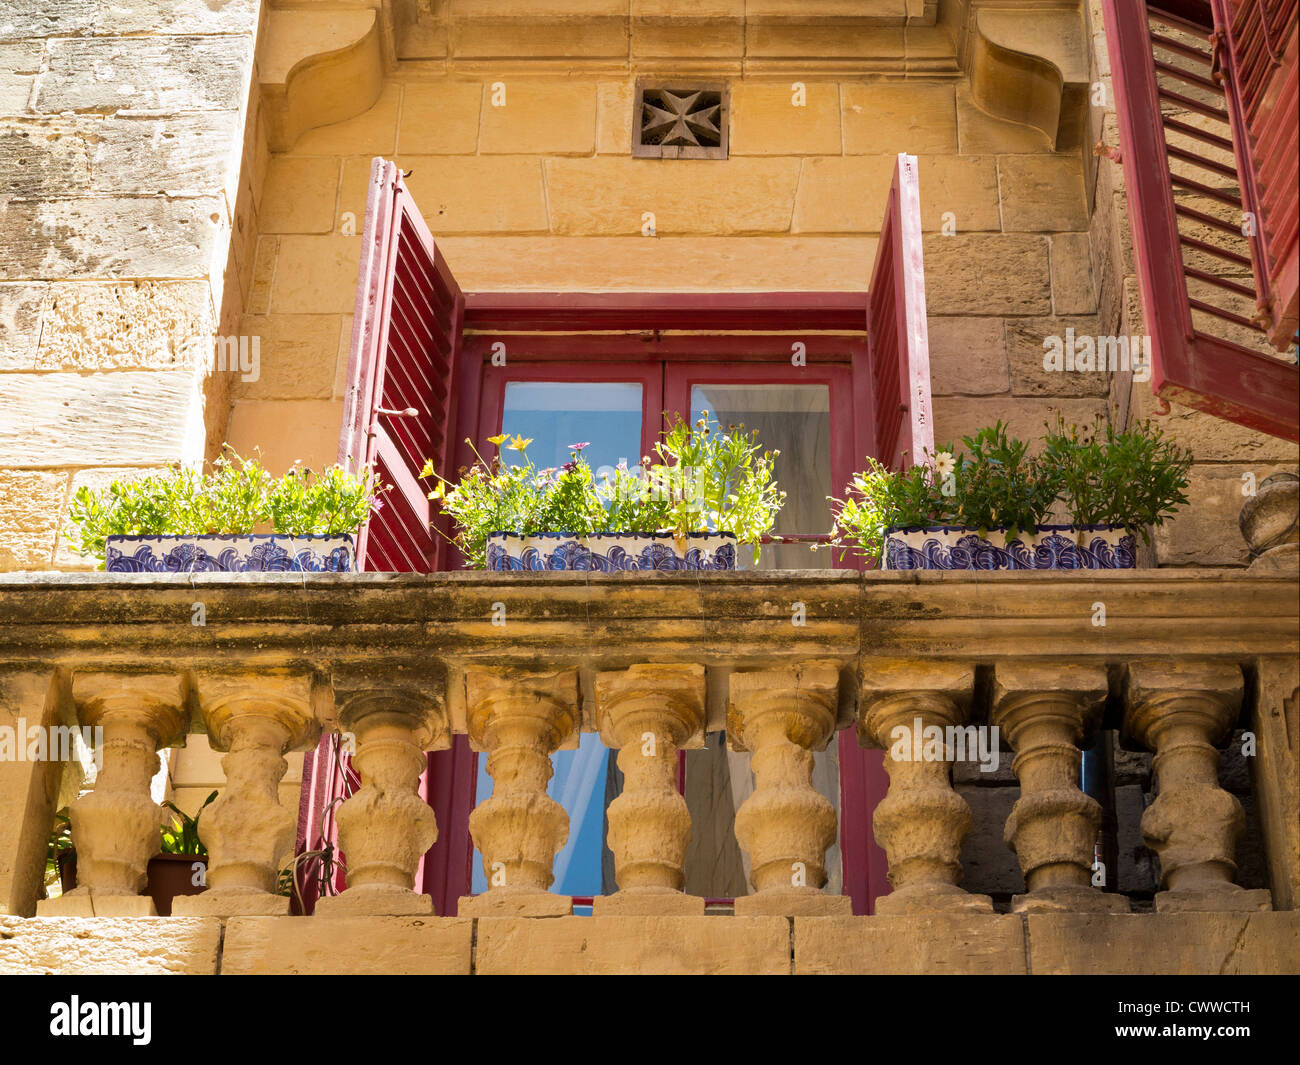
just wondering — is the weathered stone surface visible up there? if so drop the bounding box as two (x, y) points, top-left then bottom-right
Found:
(0, 41), (41, 110)
(1006, 316), (1110, 397)
(932, 396), (1109, 450)
(843, 82), (957, 154)
(0, 370), (198, 467)
(89, 113), (243, 196)
(0, 119), (93, 198)
(794, 915), (1027, 974)
(0, 917), (220, 974)
(1027, 912), (1300, 974)
(922, 234), (1052, 316)
(0, 0), (258, 38)
(545, 158), (802, 236)
(221, 916), (472, 975)
(1132, 390), (1300, 465)
(476, 916), (790, 975)
(731, 81), (842, 155)
(480, 82), (596, 155)
(957, 784), (1025, 898)
(0, 196), (224, 280)
(1051, 231), (1098, 314)
(1156, 464), (1299, 568)
(999, 155), (1089, 232)
(36, 281), (211, 371)
(33, 37), (251, 114)
(916, 154), (1001, 232)
(0, 471), (67, 570)
(927, 317), (1009, 396)
(397, 81), (482, 154)
(0, 283), (46, 368)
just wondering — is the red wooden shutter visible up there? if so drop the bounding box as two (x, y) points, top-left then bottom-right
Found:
(867, 153), (936, 471)
(1211, 0), (1298, 349)
(1102, 1), (1299, 441)
(296, 157), (472, 914)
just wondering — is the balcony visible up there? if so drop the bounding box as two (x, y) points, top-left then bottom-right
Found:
(0, 519), (1297, 974)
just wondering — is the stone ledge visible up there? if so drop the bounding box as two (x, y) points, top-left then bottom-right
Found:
(795, 914), (1028, 974)
(220, 916), (471, 975)
(0, 916), (221, 975)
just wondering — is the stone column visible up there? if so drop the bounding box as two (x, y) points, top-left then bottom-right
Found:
(459, 668), (579, 917)
(1124, 659), (1271, 912)
(39, 671), (188, 917)
(593, 663), (707, 915)
(315, 685), (445, 916)
(992, 661), (1129, 914)
(172, 672), (319, 916)
(1239, 471), (1299, 571)
(729, 661), (852, 916)
(860, 660), (993, 914)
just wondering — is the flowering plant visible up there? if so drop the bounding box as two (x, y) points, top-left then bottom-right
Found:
(421, 413), (785, 568)
(827, 415), (1191, 563)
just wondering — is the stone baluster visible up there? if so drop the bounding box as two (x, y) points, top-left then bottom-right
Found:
(593, 663), (707, 915)
(728, 661), (852, 916)
(992, 661), (1129, 913)
(459, 668), (579, 917)
(316, 681), (446, 916)
(1123, 659), (1271, 912)
(1239, 470), (1299, 571)
(860, 660), (993, 914)
(39, 672), (188, 916)
(172, 672), (320, 916)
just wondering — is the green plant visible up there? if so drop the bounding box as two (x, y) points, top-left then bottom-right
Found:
(45, 808), (74, 892)
(421, 412), (786, 568)
(159, 791), (217, 857)
(1039, 414), (1192, 535)
(65, 449), (383, 563)
(949, 422), (1058, 536)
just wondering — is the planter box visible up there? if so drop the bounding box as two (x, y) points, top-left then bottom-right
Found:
(104, 534), (355, 573)
(883, 525), (1138, 571)
(486, 532), (738, 571)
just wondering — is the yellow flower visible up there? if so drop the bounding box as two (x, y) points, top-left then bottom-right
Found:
(507, 435), (533, 451)
(426, 481), (446, 501)
(487, 434), (508, 447)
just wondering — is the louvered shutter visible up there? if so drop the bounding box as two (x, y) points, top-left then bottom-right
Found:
(867, 153), (936, 471)
(296, 157), (472, 914)
(1102, 1), (1299, 441)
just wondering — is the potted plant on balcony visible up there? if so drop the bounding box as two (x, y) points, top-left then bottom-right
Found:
(828, 416), (1191, 570)
(66, 449), (382, 573)
(148, 790), (216, 917)
(422, 413), (785, 570)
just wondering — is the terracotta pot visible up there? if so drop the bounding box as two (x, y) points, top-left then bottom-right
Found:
(146, 854), (208, 916)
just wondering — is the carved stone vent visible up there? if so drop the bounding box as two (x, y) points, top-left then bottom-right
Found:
(633, 81), (729, 159)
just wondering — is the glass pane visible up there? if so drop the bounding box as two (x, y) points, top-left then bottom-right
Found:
(501, 381), (643, 477)
(471, 734), (612, 900)
(689, 384), (832, 570)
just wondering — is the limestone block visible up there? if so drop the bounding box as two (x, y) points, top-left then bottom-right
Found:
(932, 398), (1108, 451)
(221, 916), (472, 975)
(0, 471), (67, 571)
(436, 236), (874, 291)
(999, 155), (1089, 232)
(36, 281), (212, 372)
(33, 36), (252, 114)
(0, 283), (46, 369)
(234, 314), (342, 400)
(747, 24), (906, 66)
(1131, 390), (1300, 465)
(480, 82), (597, 155)
(0, 41), (42, 110)
(791, 156), (898, 234)
(0, 670), (59, 915)
(957, 85), (1052, 155)
(0, 9), (92, 42)
(596, 80), (634, 155)
(267, 235), (362, 314)
(1006, 316), (1110, 397)
(730, 81), (842, 156)
(450, 17), (629, 61)
(843, 83), (957, 154)
(224, 399), (345, 474)
(794, 915), (1027, 974)
(0, 196), (225, 281)
(915, 154), (1001, 232)
(631, 15), (745, 60)
(89, 113), (243, 198)
(927, 317), (1009, 396)
(922, 234), (1052, 316)
(545, 158), (801, 236)
(0, 371), (198, 468)
(1251, 656), (1299, 910)
(475, 916), (790, 975)
(1156, 464), (1298, 568)
(259, 157), (341, 234)
(0, 917), (221, 975)
(1026, 912), (1300, 974)
(397, 81), (482, 154)
(0, 119), (92, 198)
(396, 157), (550, 234)
(1051, 232), (1098, 314)
(291, 82), (400, 156)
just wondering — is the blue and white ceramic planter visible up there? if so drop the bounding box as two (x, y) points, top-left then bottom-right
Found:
(104, 534), (356, 573)
(486, 531), (738, 571)
(883, 525), (1138, 571)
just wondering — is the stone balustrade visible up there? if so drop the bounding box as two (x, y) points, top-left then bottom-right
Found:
(0, 561), (1295, 920)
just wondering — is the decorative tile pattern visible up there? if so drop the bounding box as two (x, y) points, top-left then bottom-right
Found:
(104, 534), (356, 573)
(486, 532), (738, 571)
(883, 525), (1138, 571)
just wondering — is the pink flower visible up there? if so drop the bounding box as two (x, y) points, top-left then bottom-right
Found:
(568, 442), (590, 452)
